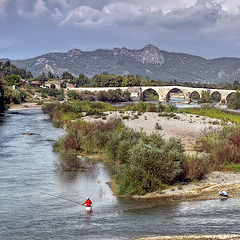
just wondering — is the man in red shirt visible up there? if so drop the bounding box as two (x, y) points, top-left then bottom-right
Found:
(82, 197), (92, 214)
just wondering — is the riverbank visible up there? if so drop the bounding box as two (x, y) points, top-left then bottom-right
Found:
(9, 102), (42, 111)
(129, 171), (240, 202)
(134, 234), (240, 240)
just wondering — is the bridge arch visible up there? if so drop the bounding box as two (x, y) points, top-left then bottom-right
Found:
(190, 91), (201, 101)
(226, 92), (235, 103)
(210, 91), (221, 103)
(166, 88), (185, 102)
(141, 88), (159, 101)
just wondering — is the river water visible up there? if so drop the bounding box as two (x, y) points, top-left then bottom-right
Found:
(1, 109), (240, 240)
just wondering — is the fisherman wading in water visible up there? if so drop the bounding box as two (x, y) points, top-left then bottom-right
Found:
(82, 197), (92, 214)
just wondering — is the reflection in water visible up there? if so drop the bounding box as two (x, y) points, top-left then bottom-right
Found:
(0, 109), (240, 240)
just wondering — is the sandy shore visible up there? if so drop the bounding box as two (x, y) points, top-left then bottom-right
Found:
(134, 234), (240, 240)
(83, 111), (222, 153)
(130, 171), (240, 202)
(9, 102), (42, 111)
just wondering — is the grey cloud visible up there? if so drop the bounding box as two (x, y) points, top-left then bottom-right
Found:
(59, 0), (226, 31)
(46, 0), (70, 8)
(0, 0), (10, 17)
(60, 2), (163, 27)
(160, 0), (226, 29)
(17, 0), (48, 19)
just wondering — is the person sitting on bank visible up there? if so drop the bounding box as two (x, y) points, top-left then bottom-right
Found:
(219, 190), (229, 198)
(82, 197), (92, 213)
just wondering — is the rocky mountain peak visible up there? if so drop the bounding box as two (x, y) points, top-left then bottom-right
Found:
(111, 45), (164, 65)
(142, 44), (160, 51)
(67, 49), (82, 57)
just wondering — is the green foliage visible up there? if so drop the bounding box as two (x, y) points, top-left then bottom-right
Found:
(142, 89), (159, 101)
(67, 89), (131, 102)
(124, 102), (148, 112)
(62, 72), (74, 80)
(0, 61), (32, 79)
(106, 128), (141, 163)
(0, 78), (26, 110)
(195, 125), (240, 169)
(70, 74), (90, 87)
(157, 101), (166, 112)
(180, 106), (240, 124)
(115, 138), (185, 195)
(198, 90), (211, 103)
(41, 88), (64, 100)
(10, 89), (26, 104)
(223, 163), (240, 172)
(228, 90), (240, 109)
(165, 104), (177, 112)
(5, 74), (21, 86)
(36, 73), (47, 83)
(91, 73), (141, 87)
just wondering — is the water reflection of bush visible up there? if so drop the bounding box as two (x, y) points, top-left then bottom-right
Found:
(55, 159), (98, 185)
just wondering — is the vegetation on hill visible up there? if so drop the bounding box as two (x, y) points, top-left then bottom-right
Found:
(0, 61), (32, 79)
(0, 61), (33, 111)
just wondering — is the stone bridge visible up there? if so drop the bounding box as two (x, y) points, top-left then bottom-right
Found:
(67, 86), (236, 104)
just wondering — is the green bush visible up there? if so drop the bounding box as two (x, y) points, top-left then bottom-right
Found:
(115, 138), (185, 195)
(157, 101), (166, 112)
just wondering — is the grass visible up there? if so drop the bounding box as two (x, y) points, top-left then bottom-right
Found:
(222, 163), (240, 172)
(179, 107), (240, 124)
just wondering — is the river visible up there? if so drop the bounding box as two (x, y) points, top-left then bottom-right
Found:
(1, 109), (240, 240)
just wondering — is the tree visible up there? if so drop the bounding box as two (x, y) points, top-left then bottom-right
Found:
(74, 74), (90, 87)
(62, 72), (73, 80)
(36, 73), (47, 83)
(5, 74), (21, 86)
(48, 71), (55, 79)
(198, 90), (211, 103)
(228, 90), (240, 109)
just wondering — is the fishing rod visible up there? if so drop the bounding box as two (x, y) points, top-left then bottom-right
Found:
(40, 192), (84, 206)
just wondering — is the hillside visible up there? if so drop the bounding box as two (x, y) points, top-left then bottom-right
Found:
(2, 45), (240, 83)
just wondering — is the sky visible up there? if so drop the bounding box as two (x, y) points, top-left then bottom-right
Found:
(1, 0), (240, 60)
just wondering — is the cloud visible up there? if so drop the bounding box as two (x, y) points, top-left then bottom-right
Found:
(160, 0), (226, 29)
(52, 7), (63, 20)
(60, 3), (163, 27)
(59, 0), (226, 30)
(17, 0), (48, 19)
(0, 0), (10, 17)
(46, 0), (70, 9)
(60, 6), (101, 25)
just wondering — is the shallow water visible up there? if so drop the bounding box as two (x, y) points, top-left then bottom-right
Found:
(0, 109), (240, 240)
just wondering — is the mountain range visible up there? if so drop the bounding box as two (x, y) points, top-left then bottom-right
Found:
(2, 44), (240, 83)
